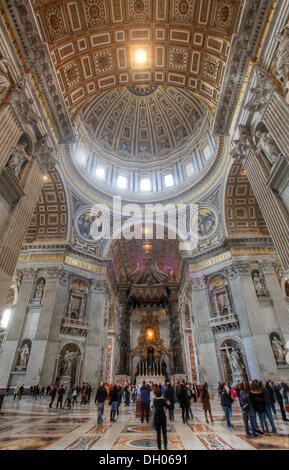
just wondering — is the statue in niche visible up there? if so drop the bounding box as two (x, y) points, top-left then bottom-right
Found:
(17, 343), (30, 370)
(270, 334), (286, 364)
(6, 142), (29, 180)
(33, 280), (45, 302)
(216, 291), (231, 316)
(275, 25), (289, 102)
(252, 270), (268, 297)
(60, 350), (79, 377)
(255, 130), (281, 165)
(229, 349), (245, 375)
(0, 58), (10, 103)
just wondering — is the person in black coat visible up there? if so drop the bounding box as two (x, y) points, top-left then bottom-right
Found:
(153, 389), (168, 451)
(95, 382), (107, 425)
(49, 385), (57, 408)
(249, 381), (269, 433)
(272, 382), (289, 422)
(178, 383), (189, 424)
(164, 383), (175, 422)
(56, 385), (66, 409)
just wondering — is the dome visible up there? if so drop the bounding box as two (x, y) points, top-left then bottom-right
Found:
(79, 85), (210, 166)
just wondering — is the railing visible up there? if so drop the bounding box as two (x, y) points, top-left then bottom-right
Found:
(61, 318), (89, 337)
(209, 313), (239, 333)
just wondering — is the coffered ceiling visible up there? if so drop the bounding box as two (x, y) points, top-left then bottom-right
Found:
(31, 0), (243, 119)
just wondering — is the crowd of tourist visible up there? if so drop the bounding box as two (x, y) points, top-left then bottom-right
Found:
(6, 378), (289, 451)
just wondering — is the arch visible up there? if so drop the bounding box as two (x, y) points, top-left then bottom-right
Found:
(224, 161), (270, 238)
(24, 167), (68, 243)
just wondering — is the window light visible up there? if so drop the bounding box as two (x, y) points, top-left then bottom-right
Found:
(96, 165), (105, 180)
(164, 174), (174, 188)
(140, 178), (151, 192)
(117, 175), (128, 189)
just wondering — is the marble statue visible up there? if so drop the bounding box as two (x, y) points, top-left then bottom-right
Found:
(17, 343), (30, 369)
(271, 335), (286, 364)
(60, 351), (78, 376)
(275, 25), (289, 102)
(0, 58), (10, 103)
(33, 280), (45, 301)
(252, 271), (268, 297)
(7, 142), (28, 179)
(255, 130), (281, 165)
(229, 349), (245, 375)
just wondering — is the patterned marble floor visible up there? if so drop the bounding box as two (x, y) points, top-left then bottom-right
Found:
(0, 395), (289, 450)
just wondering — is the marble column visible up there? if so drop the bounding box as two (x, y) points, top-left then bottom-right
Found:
(0, 267), (36, 387)
(0, 103), (22, 172)
(224, 266), (262, 381)
(234, 262), (279, 380)
(187, 276), (220, 386)
(26, 268), (68, 387)
(82, 279), (109, 387)
(36, 268), (69, 385)
(261, 260), (289, 344)
(0, 158), (45, 314)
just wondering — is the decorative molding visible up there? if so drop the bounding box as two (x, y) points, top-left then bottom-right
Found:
(3, 0), (75, 144)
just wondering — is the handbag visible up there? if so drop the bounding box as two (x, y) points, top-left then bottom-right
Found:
(285, 403), (289, 413)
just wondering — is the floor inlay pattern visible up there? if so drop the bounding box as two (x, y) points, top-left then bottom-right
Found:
(0, 396), (288, 450)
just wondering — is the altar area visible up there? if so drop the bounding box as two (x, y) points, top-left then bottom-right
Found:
(136, 376), (166, 386)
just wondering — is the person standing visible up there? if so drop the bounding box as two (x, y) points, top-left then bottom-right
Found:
(153, 389), (168, 451)
(249, 381), (269, 434)
(140, 381), (151, 424)
(178, 383), (189, 424)
(220, 384), (234, 430)
(65, 385), (73, 410)
(260, 381), (277, 433)
(49, 385), (57, 408)
(164, 383), (175, 422)
(110, 385), (119, 423)
(95, 382), (107, 425)
(272, 382), (289, 422)
(18, 385), (24, 401)
(72, 387), (78, 406)
(13, 386), (19, 401)
(202, 383), (214, 424)
(56, 385), (66, 409)
(239, 383), (257, 438)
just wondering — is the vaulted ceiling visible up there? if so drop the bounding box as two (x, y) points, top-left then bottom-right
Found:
(31, 0), (243, 119)
(107, 227), (183, 284)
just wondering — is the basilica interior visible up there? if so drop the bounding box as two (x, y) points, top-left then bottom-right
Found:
(0, 0), (289, 452)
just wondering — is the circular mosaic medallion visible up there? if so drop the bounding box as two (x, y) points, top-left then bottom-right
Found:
(74, 207), (109, 244)
(47, 8), (64, 36)
(85, 0), (105, 26)
(189, 203), (221, 243)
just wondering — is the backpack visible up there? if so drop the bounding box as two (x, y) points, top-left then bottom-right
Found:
(239, 393), (249, 411)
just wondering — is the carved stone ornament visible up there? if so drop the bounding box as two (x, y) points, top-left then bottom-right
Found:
(234, 263), (251, 276)
(0, 57), (10, 103)
(225, 265), (239, 280)
(4, 0), (75, 144)
(244, 67), (274, 114)
(23, 268), (37, 281)
(230, 125), (252, 163)
(91, 280), (109, 294)
(213, 0), (271, 135)
(274, 24), (289, 102)
(189, 276), (206, 291)
(6, 142), (28, 180)
(255, 130), (282, 165)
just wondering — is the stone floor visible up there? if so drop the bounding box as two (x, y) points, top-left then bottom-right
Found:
(0, 395), (289, 450)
